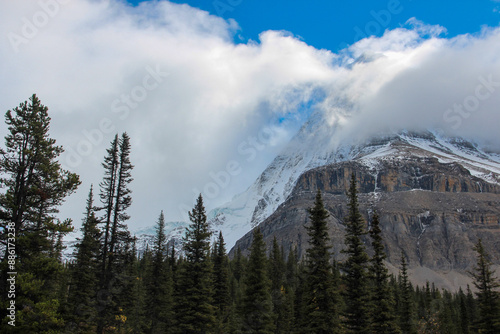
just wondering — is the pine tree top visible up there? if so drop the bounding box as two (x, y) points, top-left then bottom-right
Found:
(183, 194), (212, 263)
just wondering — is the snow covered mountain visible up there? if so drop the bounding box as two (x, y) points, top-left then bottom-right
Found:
(62, 220), (189, 261)
(133, 221), (189, 256)
(208, 107), (500, 251)
(125, 105), (500, 256)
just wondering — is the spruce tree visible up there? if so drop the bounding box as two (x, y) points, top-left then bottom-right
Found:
(269, 237), (285, 292)
(342, 173), (371, 333)
(437, 289), (458, 333)
(398, 252), (415, 334)
(229, 246), (245, 332)
(212, 231), (231, 333)
(269, 237), (294, 334)
(294, 261), (309, 332)
(115, 236), (140, 332)
(303, 190), (341, 334)
(95, 134), (119, 332)
(369, 212), (400, 334)
(465, 284), (477, 332)
(96, 133), (134, 333)
(146, 211), (173, 333)
(470, 239), (500, 334)
(285, 245), (299, 291)
(457, 288), (470, 334)
(0, 95), (80, 331)
(107, 133), (133, 265)
(125, 252), (148, 334)
(98, 134), (119, 278)
(67, 185), (102, 331)
(174, 194), (215, 333)
(233, 246), (244, 283)
(241, 227), (275, 333)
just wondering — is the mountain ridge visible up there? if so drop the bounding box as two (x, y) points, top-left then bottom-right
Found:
(230, 135), (500, 290)
(208, 115), (500, 251)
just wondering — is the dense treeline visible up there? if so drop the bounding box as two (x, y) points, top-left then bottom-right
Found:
(1, 96), (500, 333)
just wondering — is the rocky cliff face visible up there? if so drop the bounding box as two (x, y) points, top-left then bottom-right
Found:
(232, 145), (500, 291)
(297, 157), (500, 195)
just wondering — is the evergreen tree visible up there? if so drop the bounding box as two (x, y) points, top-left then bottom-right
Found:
(126, 256), (148, 334)
(303, 190), (341, 334)
(146, 211), (173, 333)
(241, 227), (275, 333)
(424, 281), (433, 320)
(269, 237), (294, 334)
(0, 95), (80, 331)
(112, 236), (139, 333)
(369, 212), (400, 334)
(96, 133), (134, 333)
(107, 133), (133, 269)
(213, 231), (230, 332)
(465, 284), (477, 333)
(398, 252), (415, 334)
(438, 289), (458, 333)
(95, 134), (119, 331)
(342, 174), (371, 333)
(97, 134), (119, 285)
(457, 288), (470, 334)
(67, 185), (102, 332)
(470, 239), (500, 334)
(175, 194), (215, 333)
(229, 246), (246, 332)
(116, 237), (148, 333)
(269, 237), (285, 292)
(285, 244), (299, 332)
(285, 245), (299, 291)
(233, 246), (244, 283)
(293, 261), (309, 333)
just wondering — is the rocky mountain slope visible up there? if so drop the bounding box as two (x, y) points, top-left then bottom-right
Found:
(209, 105), (500, 250)
(231, 135), (500, 290)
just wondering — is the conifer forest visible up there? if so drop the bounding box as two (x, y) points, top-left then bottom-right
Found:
(1, 95), (500, 333)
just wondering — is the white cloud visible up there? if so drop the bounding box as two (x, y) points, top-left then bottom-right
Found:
(0, 0), (336, 227)
(367, 30), (497, 144)
(1, 1), (499, 231)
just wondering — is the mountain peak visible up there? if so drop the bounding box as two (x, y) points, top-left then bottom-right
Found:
(207, 111), (500, 250)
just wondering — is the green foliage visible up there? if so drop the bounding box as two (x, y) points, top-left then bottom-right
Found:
(269, 237), (294, 334)
(95, 133), (134, 333)
(213, 231), (230, 332)
(241, 227), (275, 333)
(398, 252), (415, 334)
(145, 211), (174, 333)
(67, 185), (102, 332)
(174, 194), (216, 333)
(471, 239), (500, 334)
(369, 212), (400, 334)
(303, 190), (341, 334)
(0, 95), (80, 332)
(0, 94), (80, 240)
(342, 174), (371, 333)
